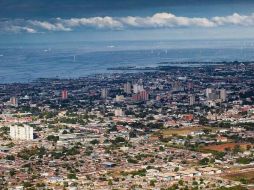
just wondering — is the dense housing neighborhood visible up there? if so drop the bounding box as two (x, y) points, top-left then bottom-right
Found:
(0, 62), (253, 190)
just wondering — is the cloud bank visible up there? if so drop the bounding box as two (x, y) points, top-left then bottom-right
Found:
(1, 12), (254, 33)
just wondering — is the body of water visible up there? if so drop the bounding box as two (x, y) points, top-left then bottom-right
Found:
(0, 40), (254, 83)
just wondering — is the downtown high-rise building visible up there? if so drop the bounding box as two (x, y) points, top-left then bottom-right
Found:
(189, 94), (196, 105)
(133, 84), (144, 94)
(61, 89), (68, 100)
(220, 89), (227, 102)
(10, 96), (18, 107)
(124, 82), (132, 94)
(101, 88), (108, 99)
(133, 90), (149, 101)
(205, 88), (213, 98)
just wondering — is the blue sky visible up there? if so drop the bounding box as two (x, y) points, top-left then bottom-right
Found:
(1, 0), (254, 43)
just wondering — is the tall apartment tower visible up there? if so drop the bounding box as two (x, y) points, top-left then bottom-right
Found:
(124, 82), (132, 94)
(133, 84), (144, 94)
(189, 95), (196, 106)
(220, 89), (227, 102)
(101, 88), (108, 99)
(10, 97), (18, 107)
(10, 125), (33, 140)
(139, 90), (149, 101)
(205, 88), (213, 98)
(189, 94), (196, 106)
(187, 82), (194, 91)
(133, 90), (149, 101)
(61, 89), (68, 100)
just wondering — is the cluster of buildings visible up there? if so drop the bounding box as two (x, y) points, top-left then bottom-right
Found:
(0, 62), (253, 189)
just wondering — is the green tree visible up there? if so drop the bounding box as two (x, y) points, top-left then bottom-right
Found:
(67, 173), (77, 179)
(47, 135), (59, 142)
(199, 157), (210, 165)
(108, 179), (113, 186)
(90, 139), (99, 145)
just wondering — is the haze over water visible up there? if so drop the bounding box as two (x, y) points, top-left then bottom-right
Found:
(0, 39), (254, 83)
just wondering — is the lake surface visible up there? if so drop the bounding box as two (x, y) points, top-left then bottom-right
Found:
(0, 40), (254, 83)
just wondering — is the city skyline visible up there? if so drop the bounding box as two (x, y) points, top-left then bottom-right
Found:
(0, 1), (254, 189)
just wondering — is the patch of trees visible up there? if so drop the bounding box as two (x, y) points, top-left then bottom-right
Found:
(216, 185), (248, 190)
(47, 135), (59, 142)
(236, 157), (254, 165)
(17, 146), (46, 160)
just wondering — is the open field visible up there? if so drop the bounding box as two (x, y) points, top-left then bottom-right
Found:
(202, 143), (251, 152)
(161, 126), (218, 137)
(223, 170), (254, 184)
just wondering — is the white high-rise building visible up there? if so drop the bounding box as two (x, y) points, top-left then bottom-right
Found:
(124, 82), (132, 94)
(101, 88), (108, 99)
(9, 97), (18, 107)
(10, 124), (33, 140)
(133, 84), (144, 94)
(189, 95), (196, 106)
(220, 89), (227, 101)
(205, 88), (212, 98)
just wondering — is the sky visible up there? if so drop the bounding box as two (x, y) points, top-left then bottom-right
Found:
(1, 0), (254, 44)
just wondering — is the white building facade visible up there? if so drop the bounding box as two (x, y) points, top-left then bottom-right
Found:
(133, 84), (144, 94)
(10, 124), (33, 140)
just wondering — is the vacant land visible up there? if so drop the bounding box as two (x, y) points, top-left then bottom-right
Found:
(202, 143), (251, 152)
(161, 126), (218, 137)
(223, 169), (254, 184)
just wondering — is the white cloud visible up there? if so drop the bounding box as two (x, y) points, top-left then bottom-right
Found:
(120, 13), (215, 28)
(29, 20), (72, 31)
(4, 25), (37, 33)
(62, 16), (123, 29)
(1, 12), (254, 34)
(23, 27), (37, 33)
(212, 13), (254, 26)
